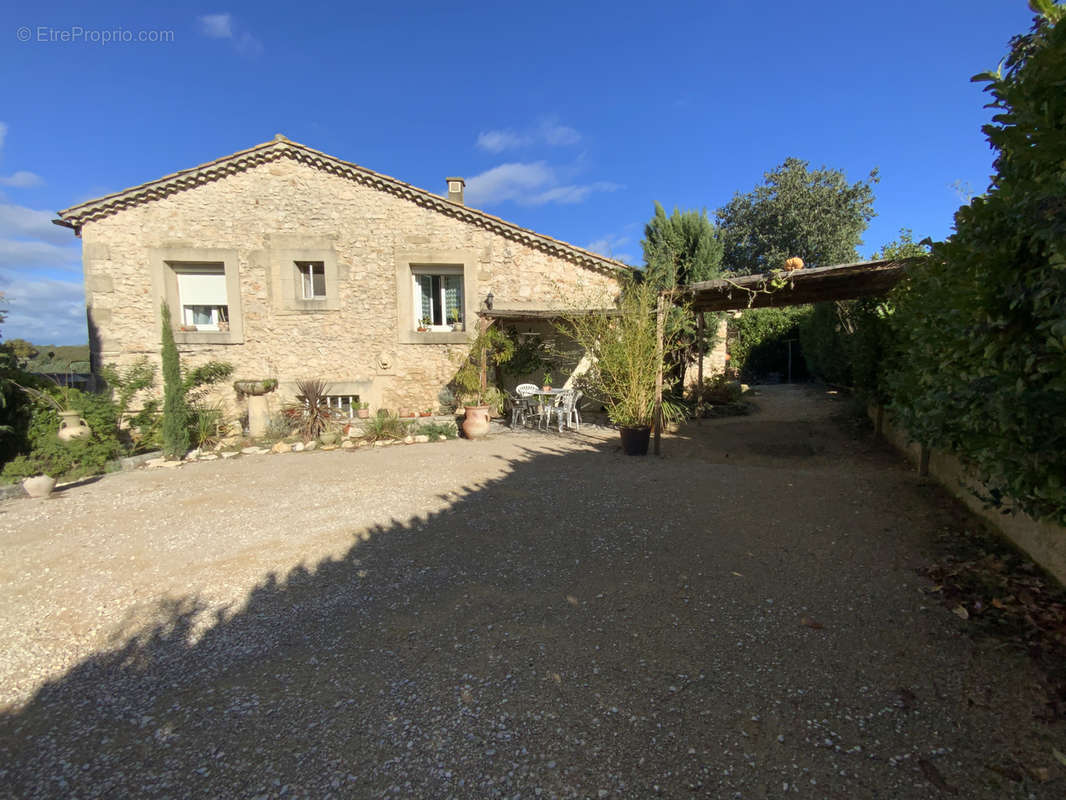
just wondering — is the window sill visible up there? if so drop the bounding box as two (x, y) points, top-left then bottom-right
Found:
(173, 330), (243, 345)
(400, 329), (471, 345)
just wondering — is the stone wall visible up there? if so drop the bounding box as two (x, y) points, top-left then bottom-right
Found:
(79, 158), (622, 419)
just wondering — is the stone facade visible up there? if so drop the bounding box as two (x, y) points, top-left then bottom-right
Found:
(64, 139), (625, 418)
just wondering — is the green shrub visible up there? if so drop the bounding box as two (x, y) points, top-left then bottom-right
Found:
(883, 7), (1066, 523)
(0, 388), (122, 482)
(361, 412), (413, 442)
(729, 306), (811, 380)
(416, 421), (458, 441)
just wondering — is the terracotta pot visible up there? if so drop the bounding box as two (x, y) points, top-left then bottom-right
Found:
(57, 411), (90, 441)
(619, 426), (651, 456)
(542, 385), (552, 392)
(461, 406), (491, 439)
(419, 412), (432, 417)
(23, 475), (56, 498)
(356, 408), (370, 419)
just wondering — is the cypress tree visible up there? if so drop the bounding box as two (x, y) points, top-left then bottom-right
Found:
(160, 302), (189, 460)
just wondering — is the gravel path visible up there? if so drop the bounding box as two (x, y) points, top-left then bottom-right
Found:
(0, 385), (1062, 798)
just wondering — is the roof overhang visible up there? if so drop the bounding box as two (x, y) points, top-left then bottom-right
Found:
(683, 258), (922, 312)
(53, 136), (632, 275)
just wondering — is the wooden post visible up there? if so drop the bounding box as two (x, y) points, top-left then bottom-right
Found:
(918, 443), (930, 478)
(654, 292), (665, 456)
(478, 317), (492, 392)
(696, 311), (704, 419)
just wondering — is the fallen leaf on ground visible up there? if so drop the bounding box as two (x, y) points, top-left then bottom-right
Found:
(952, 605), (970, 620)
(565, 595), (579, 606)
(800, 617), (824, 630)
(919, 758), (958, 795)
(991, 597), (1007, 609)
(731, 571), (743, 577)
(1052, 747), (1066, 768)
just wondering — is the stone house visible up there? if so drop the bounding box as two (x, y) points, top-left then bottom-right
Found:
(55, 135), (628, 417)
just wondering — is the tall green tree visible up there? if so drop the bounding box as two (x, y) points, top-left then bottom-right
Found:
(160, 302), (189, 460)
(716, 158), (878, 274)
(641, 202), (723, 289)
(640, 203), (724, 388)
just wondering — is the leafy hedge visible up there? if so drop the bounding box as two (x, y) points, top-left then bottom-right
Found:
(729, 306), (810, 380)
(884, 7), (1066, 524)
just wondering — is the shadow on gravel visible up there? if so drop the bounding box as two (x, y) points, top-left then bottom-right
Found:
(1, 420), (1063, 799)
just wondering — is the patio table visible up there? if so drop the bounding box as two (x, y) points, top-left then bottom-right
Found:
(527, 388), (572, 432)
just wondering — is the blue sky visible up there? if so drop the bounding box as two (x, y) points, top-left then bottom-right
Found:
(0, 0), (1038, 344)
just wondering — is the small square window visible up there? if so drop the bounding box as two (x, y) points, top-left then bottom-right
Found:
(296, 261), (326, 300)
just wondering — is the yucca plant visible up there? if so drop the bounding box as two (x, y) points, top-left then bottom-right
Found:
(286, 378), (337, 441)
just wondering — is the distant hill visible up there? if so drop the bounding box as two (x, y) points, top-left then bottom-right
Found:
(22, 344), (92, 375)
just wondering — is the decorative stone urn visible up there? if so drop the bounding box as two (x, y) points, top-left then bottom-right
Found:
(234, 379), (278, 439)
(23, 475), (56, 498)
(57, 411), (91, 441)
(783, 256), (805, 272)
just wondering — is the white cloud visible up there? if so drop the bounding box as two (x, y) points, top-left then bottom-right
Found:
(540, 121), (580, 147)
(0, 203), (76, 246)
(476, 130), (531, 153)
(197, 13), (262, 55)
(0, 273), (86, 344)
(586, 233), (635, 265)
(464, 162), (555, 205)
(465, 162), (620, 208)
(198, 13), (233, 38)
(0, 171), (43, 188)
(475, 118), (582, 153)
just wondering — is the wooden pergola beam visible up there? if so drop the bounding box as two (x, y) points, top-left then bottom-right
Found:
(683, 257), (921, 312)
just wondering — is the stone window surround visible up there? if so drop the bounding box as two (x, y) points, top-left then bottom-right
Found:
(267, 234), (341, 314)
(149, 246), (244, 345)
(394, 249), (478, 345)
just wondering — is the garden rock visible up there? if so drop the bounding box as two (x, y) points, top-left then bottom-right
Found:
(291, 442), (305, 452)
(341, 440), (355, 449)
(304, 441), (318, 452)
(271, 442), (292, 454)
(413, 435), (430, 444)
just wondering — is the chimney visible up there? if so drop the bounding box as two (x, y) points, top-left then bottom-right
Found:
(446, 177), (465, 205)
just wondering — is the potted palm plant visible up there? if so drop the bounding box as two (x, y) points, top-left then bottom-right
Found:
(452, 326), (515, 439)
(559, 280), (686, 455)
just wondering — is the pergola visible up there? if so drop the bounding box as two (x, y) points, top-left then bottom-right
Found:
(473, 257), (923, 454)
(650, 257), (923, 453)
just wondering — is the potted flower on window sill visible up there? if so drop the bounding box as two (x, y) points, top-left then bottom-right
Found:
(448, 306), (464, 332)
(179, 324), (198, 332)
(356, 401), (370, 419)
(417, 317), (431, 333)
(419, 408), (433, 418)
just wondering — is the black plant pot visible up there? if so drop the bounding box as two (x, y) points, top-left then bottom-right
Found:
(619, 426), (651, 456)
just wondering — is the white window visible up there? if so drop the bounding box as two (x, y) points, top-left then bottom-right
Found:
(297, 261), (326, 300)
(413, 268), (463, 330)
(324, 395), (359, 418)
(175, 264), (228, 331)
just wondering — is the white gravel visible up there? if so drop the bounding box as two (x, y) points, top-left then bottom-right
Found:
(0, 386), (1062, 798)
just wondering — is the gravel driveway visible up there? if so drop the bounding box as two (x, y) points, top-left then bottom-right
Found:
(1, 385), (1062, 798)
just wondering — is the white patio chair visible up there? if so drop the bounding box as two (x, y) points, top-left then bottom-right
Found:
(515, 383), (538, 397)
(559, 389), (582, 431)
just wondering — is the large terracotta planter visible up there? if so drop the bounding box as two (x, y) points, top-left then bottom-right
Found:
(619, 426), (651, 456)
(57, 411), (90, 441)
(461, 406), (491, 439)
(23, 475), (56, 498)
